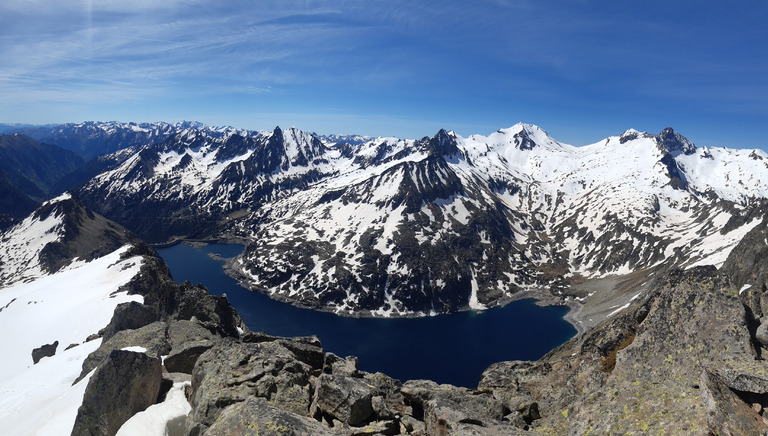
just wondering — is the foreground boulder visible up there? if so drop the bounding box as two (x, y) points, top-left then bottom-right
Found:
(700, 369), (768, 435)
(205, 396), (337, 436)
(71, 350), (162, 436)
(163, 319), (218, 373)
(183, 332), (519, 435)
(187, 339), (317, 435)
(312, 373), (374, 426)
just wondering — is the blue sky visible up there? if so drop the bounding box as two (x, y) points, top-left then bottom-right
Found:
(1, 1), (767, 149)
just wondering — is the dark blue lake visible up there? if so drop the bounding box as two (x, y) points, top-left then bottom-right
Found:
(157, 243), (576, 388)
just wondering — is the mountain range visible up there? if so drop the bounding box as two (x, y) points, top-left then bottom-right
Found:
(2, 143), (768, 434)
(20, 121), (762, 318)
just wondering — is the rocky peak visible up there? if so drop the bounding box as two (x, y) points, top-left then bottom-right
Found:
(249, 126), (290, 173)
(160, 129), (207, 154)
(657, 127), (696, 156)
(283, 126), (328, 165)
(427, 129), (460, 157)
(269, 126), (284, 141)
(511, 128), (537, 151)
(619, 128), (655, 144)
(264, 126), (286, 158)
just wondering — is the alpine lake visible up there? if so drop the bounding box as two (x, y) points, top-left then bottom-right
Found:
(157, 243), (576, 388)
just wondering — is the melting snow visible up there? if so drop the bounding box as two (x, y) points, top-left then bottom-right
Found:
(116, 381), (192, 436)
(0, 245), (144, 435)
(0, 209), (65, 286)
(469, 269), (487, 310)
(121, 346), (148, 353)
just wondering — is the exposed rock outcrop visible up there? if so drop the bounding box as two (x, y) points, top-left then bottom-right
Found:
(31, 340), (58, 364)
(204, 396), (337, 436)
(183, 332), (518, 435)
(71, 350), (162, 436)
(69, 241), (249, 435)
(163, 320), (217, 374)
(186, 339), (317, 435)
(77, 322), (169, 383)
(700, 369), (768, 435)
(101, 301), (157, 341)
(478, 263), (768, 434)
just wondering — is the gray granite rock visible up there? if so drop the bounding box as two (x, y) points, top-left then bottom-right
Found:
(71, 350), (162, 436)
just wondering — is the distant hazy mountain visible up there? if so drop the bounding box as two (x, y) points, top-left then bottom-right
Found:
(0, 121), (256, 160)
(0, 134), (85, 229)
(70, 122), (768, 316)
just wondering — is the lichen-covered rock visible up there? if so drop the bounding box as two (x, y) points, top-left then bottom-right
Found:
(167, 318), (216, 347)
(77, 322), (169, 382)
(349, 419), (399, 435)
(363, 372), (405, 419)
(476, 267), (768, 434)
(186, 340), (314, 435)
(721, 360), (768, 394)
(101, 301), (157, 341)
(71, 350), (162, 436)
(175, 285), (242, 338)
(164, 341), (216, 374)
(400, 379), (505, 435)
(204, 396), (336, 436)
(700, 369), (768, 435)
(163, 319), (218, 373)
(311, 373), (374, 426)
(323, 352), (361, 377)
(242, 332), (325, 370)
(757, 321), (768, 347)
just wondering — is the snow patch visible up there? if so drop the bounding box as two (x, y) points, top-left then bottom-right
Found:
(469, 269), (487, 310)
(116, 381), (192, 436)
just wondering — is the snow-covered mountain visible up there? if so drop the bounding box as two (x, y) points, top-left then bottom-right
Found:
(0, 194), (148, 434)
(74, 123), (768, 316)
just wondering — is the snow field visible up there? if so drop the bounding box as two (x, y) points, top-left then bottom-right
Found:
(0, 245), (145, 435)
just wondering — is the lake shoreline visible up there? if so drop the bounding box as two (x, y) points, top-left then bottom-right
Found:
(157, 241), (577, 387)
(165, 238), (591, 331)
